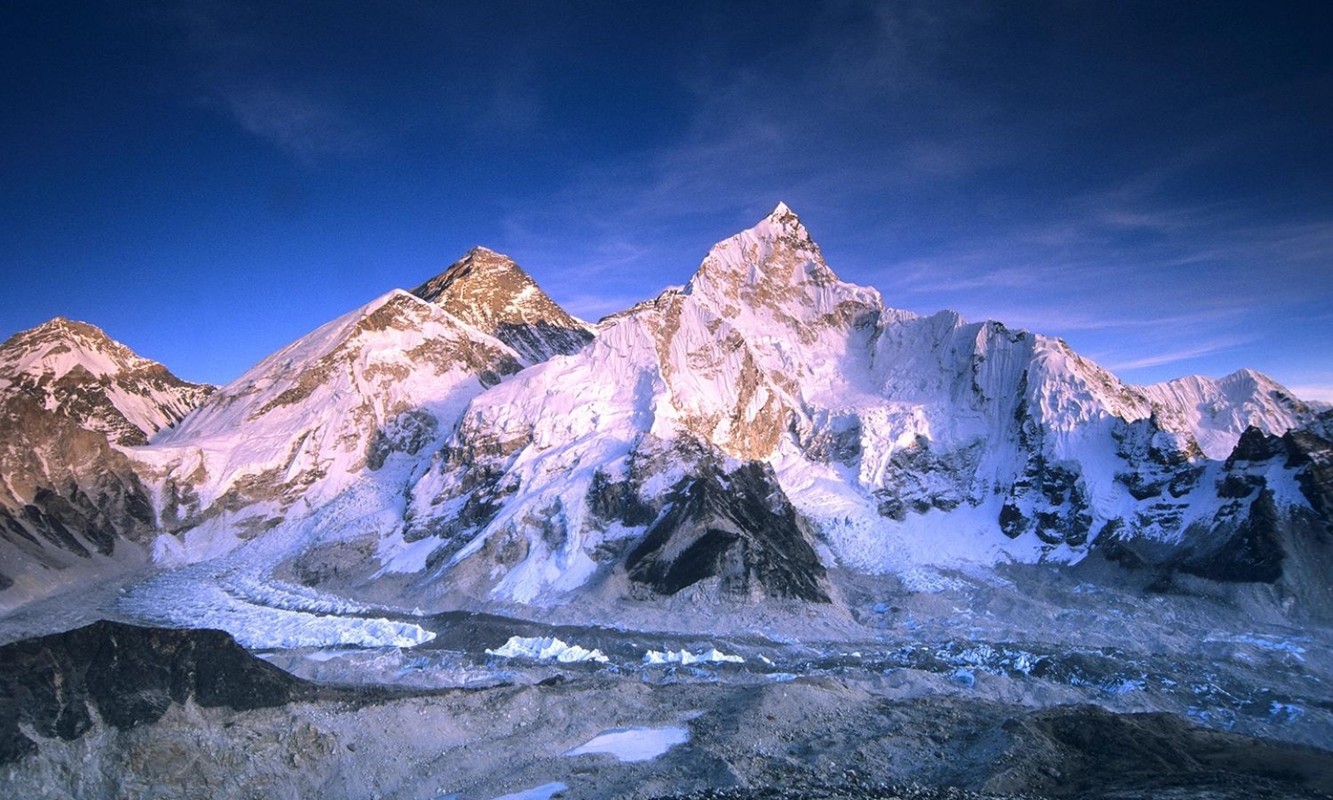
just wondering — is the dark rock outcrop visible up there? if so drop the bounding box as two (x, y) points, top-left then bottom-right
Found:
(0, 620), (307, 764)
(625, 460), (829, 602)
(0, 394), (160, 575)
(986, 704), (1333, 798)
(1179, 488), (1286, 583)
(1098, 415), (1333, 617)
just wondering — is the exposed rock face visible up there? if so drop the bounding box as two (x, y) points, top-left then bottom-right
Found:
(0, 320), (212, 593)
(626, 459), (829, 602)
(0, 397), (157, 557)
(1290, 411), (1333, 524)
(413, 246), (594, 364)
(1191, 418), (1333, 603)
(1097, 414), (1333, 615)
(0, 620), (305, 764)
(984, 704), (1333, 799)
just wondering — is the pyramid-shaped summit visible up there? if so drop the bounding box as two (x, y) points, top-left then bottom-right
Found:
(683, 202), (877, 328)
(412, 247), (593, 364)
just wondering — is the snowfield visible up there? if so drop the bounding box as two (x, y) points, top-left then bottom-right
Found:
(566, 726), (691, 762)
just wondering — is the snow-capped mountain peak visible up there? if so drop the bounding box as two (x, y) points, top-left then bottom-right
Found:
(6, 204), (1332, 621)
(683, 203), (879, 331)
(377, 207), (1333, 608)
(0, 318), (214, 598)
(1141, 368), (1319, 459)
(688, 202), (821, 290)
(149, 289), (525, 525)
(412, 247), (593, 364)
(4, 316), (152, 384)
(0, 317), (212, 445)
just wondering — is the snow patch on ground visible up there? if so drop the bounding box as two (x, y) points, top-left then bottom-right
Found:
(951, 644), (1040, 676)
(183, 608), (431, 650)
(486, 635), (609, 663)
(484, 782), (568, 800)
(303, 648), (362, 663)
(565, 726), (690, 762)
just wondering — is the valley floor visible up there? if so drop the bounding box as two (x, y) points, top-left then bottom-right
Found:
(2, 558), (1332, 799)
(4, 667), (1333, 799)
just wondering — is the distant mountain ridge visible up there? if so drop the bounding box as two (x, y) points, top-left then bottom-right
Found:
(1, 205), (1329, 619)
(1142, 369), (1316, 460)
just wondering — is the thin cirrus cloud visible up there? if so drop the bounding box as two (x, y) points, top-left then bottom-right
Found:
(1290, 385), (1333, 405)
(166, 0), (372, 163)
(1101, 337), (1258, 374)
(219, 84), (368, 162)
(971, 307), (1247, 336)
(521, 5), (984, 226)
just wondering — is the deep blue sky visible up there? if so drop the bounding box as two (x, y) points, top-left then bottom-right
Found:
(4, 1), (1331, 399)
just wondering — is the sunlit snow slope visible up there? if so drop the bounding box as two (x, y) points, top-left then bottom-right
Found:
(391, 205), (1332, 609)
(2, 206), (1330, 619)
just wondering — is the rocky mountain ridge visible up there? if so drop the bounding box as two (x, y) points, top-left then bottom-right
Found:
(1, 205), (1329, 619)
(0, 317), (211, 447)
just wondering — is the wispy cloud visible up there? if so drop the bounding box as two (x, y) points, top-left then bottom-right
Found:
(511, 5), (1002, 227)
(165, 0), (371, 164)
(220, 84), (367, 162)
(151, 1), (1323, 393)
(1101, 336), (1253, 372)
(889, 256), (1060, 295)
(974, 307), (1247, 335)
(1289, 385), (1333, 404)
(1280, 366), (1333, 405)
